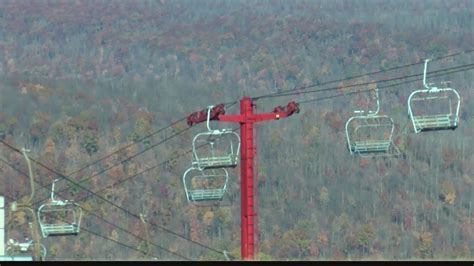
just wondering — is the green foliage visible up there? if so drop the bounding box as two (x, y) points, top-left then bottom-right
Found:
(129, 117), (152, 145)
(319, 187), (330, 205)
(356, 224), (376, 250)
(0, 122), (6, 139)
(50, 120), (76, 144)
(425, 43), (447, 58)
(416, 232), (434, 258)
(81, 130), (99, 155)
(254, 252), (272, 260)
(332, 212), (351, 233)
(69, 111), (97, 132)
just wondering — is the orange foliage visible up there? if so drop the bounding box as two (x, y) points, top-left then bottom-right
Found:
(202, 211), (214, 227)
(439, 180), (456, 205)
(419, 232), (433, 246)
(190, 220), (200, 242)
(19, 82), (53, 101)
(110, 230), (119, 241)
(318, 231), (328, 247)
(43, 137), (55, 154)
(13, 211), (27, 225)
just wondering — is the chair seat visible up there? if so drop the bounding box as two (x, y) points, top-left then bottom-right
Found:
(351, 141), (391, 153)
(40, 224), (79, 237)
(195, 156), (237, 169)
(188, 189), (225, 201)
(413, 114), (456, 131)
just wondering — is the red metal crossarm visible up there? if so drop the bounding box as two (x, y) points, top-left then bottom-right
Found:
(216, 100), (299, 123)
(186, 99), (299, 126)
(186, 103), (226, 126)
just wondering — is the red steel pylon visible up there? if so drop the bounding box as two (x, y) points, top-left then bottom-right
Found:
(188, 96), (299, 260)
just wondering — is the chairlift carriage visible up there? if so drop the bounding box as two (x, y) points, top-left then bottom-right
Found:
(6, 239), (47, 261)
(408, 59), (461, 133)
(345, 88), (396, 156)
(192, 105), (240, 169)
(37, 179), (83, 238)
(182, 166), (229, 202)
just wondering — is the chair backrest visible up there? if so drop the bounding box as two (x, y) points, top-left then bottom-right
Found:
(191, 105), (240, 169)
(182, 167), (229, 202)
(37, 202), (82, 238)
(407, 59), (461, 133)
(345, 88), (395, 155)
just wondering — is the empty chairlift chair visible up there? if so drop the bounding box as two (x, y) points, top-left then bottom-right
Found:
(182, 167), (229, 202)
(345, 88), (395, 155)
(192, 105), (240, 169)
(37, 179), (82, 238)
(408, 59), (461, 133)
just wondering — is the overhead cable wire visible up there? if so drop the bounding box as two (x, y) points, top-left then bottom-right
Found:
(74, 147), (193, 203)
(30, 124), (193, 206)
(0, 158), (192, 261)
(1, 133), (235, 257)
(257, 62), (474, 100)
(71, 127), (241, 260)
(66, 117), (187, 178)
(72, 127), (241, 204)
(25, 117), (187, 202)
(65, 97), (236, 179)
(297, 63), (474, 105)
(31, 102), (238, 206)
(252, 48), (474, 100)
(21, 116), (186, 203)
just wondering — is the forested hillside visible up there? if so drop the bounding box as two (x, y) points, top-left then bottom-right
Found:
(0, 0), (473, 261)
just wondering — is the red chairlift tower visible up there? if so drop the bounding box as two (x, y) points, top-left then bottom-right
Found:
(187, 96), (299, 260)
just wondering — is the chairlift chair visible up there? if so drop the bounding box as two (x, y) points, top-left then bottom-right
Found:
(182, 166), (229, 202)
(192, 105), (240, 169)
(408, 59), (461, 133)
(345, 88), (396, 155)
(37, 179), (82, 238)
